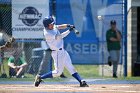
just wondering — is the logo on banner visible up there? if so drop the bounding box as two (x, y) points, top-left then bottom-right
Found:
(19, 6), (42, 26)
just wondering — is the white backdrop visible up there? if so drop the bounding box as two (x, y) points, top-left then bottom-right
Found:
(12, 0), (49, 39)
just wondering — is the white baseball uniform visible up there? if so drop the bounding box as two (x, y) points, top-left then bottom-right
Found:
(44, 26), (76, 77)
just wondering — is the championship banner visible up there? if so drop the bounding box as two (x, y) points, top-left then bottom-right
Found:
(12, 0), (49, 39)
(56, 0), (124, 64)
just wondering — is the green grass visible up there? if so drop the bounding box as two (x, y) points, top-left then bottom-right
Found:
(63, 65), (99, 78)
(0, 64), (99, 81)
(0, 58), (99, 78)
(118, 77), (140, 80)
(1, 60), (140, 81)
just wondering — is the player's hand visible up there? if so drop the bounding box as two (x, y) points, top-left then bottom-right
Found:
(68, 25), (75, 31)
(13, 66), (17, 69)
(16, 66), (21, 69)
(67, 24), (75, 28)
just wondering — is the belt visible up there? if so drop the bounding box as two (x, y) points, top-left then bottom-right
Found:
(52, 48), (62, 51)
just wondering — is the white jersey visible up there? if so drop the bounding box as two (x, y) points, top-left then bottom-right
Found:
(43, 26), (70, 51)
(43, 26), (76, 77)
(41, 40), (49, 50)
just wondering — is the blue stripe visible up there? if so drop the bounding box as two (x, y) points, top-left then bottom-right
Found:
(53, 51), (59, 74)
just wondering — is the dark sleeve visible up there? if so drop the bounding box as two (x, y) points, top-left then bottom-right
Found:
(106, 30), (110, 41)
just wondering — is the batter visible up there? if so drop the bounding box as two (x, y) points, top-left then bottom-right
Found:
(34, 16), (88, 87)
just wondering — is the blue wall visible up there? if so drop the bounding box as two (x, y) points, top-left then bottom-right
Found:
(56, 0), (124, 64)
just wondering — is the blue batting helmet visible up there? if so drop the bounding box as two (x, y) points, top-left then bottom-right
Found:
(43, 16), (55, 27)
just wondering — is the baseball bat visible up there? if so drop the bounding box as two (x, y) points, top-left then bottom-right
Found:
(73, 28), (79, 34)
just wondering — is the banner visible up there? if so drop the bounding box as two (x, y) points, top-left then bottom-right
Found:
(56, 0), (124, 64)
(12, 0), (49, 39)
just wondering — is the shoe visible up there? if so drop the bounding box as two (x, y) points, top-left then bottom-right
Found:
(60, 74), (67, 78)
(16, 75), (20, 78)
(80, 81), (89, 87)
(0, 73), (7, 78)
(113, 74), (118, 78)
(21, 75), (27, 78)
(34, 75), (42, 87)
(108, 56), (112, 66)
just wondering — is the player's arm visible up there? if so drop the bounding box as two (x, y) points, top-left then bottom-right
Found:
(56, 27), (73, 39)
(56, 24), (75, 39)
(17, 63), (27, 68)
(110, 31), (121, 41)
(45, 30), (70, 40)
(8, 62), (16, 69)
(110, 37), (118, 41)
(116, 30), (121, 41)
(8, 57), (16, 69)
(106, 31), (117, 42)
(56, 24), (69, 30)
(61, 30), (70, 38)
(57, 24), (75, 30)
(17, 57), (27, 68)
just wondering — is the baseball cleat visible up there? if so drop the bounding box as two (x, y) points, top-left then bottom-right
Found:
(80, 81), (89, 87)
(113, 74), (118, 78)
(108, 56), (112, 66)
(34, 75), (42, 87)
(60, 73), (67, 78)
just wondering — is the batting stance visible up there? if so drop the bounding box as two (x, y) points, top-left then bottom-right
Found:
(34, 16), (88, 87)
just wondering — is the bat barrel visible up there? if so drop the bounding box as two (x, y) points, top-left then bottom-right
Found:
(73, 29), (79, 34)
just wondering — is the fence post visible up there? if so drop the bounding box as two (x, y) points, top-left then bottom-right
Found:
(124, 0), (127, 77)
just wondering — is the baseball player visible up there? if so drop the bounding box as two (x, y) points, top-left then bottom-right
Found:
(37, 40), (67, 78)
(34, 16), (88, 87)
(106, 20), (121, 78)
(8, 49), (27, 78)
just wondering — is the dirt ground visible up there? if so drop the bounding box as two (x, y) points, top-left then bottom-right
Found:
(0, 84), (140, 93)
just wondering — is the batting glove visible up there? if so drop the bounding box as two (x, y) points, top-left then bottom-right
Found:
(67, 24), (75, 31)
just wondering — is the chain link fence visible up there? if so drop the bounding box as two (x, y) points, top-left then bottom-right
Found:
(0, 2), (49, 77)
(0, 0), (125, 78)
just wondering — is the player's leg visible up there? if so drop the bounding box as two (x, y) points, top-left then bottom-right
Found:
(113, 50), (120, 78)
(64, 51), (88, 87)
(41, 51), (64, 78)
(34, 51), (64, 87)
(9, 67), (16, 78)
(110, 50), (119, 78)
(38, 50), (66, 78)
(113, 61), (118, 78)
(16, 65), (27, 78)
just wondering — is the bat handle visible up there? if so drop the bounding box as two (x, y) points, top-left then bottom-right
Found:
(73, 28), (79, 34)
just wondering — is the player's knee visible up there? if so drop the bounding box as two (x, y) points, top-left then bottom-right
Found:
(52, 70), (63, 77)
